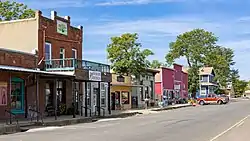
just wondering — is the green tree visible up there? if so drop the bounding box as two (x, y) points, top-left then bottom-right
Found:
(150, 60), (163, 69)
(165, 29), (217, 97)
(230, 69), (247, 97)
(204, 46), (235, 87)
(0, 0), (35, 21)
(107, 33), (154, 76)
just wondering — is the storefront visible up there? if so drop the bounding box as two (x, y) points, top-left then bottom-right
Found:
(110, 74), (132, 110)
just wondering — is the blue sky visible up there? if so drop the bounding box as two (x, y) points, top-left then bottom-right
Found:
(16, 0), (250, 80)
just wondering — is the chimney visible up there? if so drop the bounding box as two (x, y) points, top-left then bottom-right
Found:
(64, 16), (70, 21)
(35, 10), (42, 18)
(77, 25), (83, 30)
(51, 11), (57, 20)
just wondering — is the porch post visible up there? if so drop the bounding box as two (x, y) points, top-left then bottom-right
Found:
(97, 82), (101, 116)
(36, 74), (39, 122)
(107, 82), (111, 115)
(72, 80), (76, 118)
(54, 79), (57, 120)
(85, 82), (88, 117)
(9, 72), (12, 124)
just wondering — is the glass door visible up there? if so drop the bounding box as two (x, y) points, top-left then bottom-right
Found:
(59, 48), (65, 67)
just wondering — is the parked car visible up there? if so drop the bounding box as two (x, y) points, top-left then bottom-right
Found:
(197, 94), (229, 105)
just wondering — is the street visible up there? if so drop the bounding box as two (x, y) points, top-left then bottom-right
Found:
(0, 101), (250, 141)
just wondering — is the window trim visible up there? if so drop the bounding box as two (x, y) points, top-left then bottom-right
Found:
(59, 48), (65, 67)
(45, 42), (52, 64)
(11, 77), (25, 114)
(72, 49), (77, 59)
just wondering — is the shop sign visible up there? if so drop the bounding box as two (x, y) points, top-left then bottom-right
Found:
(57, 20), (68, 35)
(89, 71), (101, 81)
(174, 84), (180, 90)
(0, 82), (7, 106)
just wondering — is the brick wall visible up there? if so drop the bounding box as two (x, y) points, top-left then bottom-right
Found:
(0, 49), (36, 69)
(37, 11), (83, 62)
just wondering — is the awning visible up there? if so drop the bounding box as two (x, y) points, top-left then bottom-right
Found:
(0, 65), (75, 77)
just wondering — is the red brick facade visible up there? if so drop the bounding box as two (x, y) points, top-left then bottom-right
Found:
(0, 49), (36, 69)
(37, 11), (83, 62)
(0, 49), (38, 119)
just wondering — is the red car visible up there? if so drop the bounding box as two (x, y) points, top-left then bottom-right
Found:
(198, 94), (229, 105)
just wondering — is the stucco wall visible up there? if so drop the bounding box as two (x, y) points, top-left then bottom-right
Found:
(0, 18), (38, 54)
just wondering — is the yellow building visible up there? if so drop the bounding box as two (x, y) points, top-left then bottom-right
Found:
(111, 73), (132, 110)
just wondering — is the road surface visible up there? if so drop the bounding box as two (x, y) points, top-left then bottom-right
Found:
(0, 100), (249, 141)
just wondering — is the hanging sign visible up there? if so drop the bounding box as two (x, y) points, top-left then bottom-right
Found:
(89, 71), (101, 81)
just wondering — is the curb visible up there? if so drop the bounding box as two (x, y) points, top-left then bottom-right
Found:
(151, 104), (192, 111)
(0, 112), (140, 135)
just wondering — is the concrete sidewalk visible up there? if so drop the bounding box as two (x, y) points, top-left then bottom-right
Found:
(0, 103), (191, 135)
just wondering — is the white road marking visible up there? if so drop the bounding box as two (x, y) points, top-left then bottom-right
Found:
(210, 114), (250, 141)
(236, 121), (244, 127)
(26, 127), (63, 133)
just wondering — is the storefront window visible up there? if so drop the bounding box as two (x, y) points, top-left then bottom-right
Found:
(11, 77), (24, 113)
(87, 82), (91, 106)
(121, 91), (130, 104)
(101, 83), (106, 107)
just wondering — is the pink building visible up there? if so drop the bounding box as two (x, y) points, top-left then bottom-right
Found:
(155, 64), (188, 101)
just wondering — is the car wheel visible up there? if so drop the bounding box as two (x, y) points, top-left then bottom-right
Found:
(217, 100), (223, 105)
(199, 100), (205, 105)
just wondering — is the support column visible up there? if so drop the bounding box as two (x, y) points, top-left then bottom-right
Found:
(36, 74), (39, 122)
(85, 82), (88, 117)
(107, 82), (111, 115)
(53, 79), (57, 120)
(72, 80), (76, 118)
(97, 82), (101, 116)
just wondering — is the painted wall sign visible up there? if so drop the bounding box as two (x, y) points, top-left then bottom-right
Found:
(89, 71), (101, 81)
(57, 20), (68, 35)
(0, 82), (7, 106)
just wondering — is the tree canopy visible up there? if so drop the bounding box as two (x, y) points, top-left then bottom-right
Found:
(230, 69), (248, 97)
(0, 0), (35, 21)
(149, 60), (164, 69)
(165, 28), (234, 97)
(107, 33), (154, 76)
(204, 46), (235, 87)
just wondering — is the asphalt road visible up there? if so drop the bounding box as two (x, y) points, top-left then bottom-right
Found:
(1, 100), (250, 141)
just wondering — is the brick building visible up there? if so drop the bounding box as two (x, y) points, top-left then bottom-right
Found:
(0, 10), (111, 120)
(155, 64), (188, 103)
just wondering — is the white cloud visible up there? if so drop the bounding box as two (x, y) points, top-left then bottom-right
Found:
(84, 15), (250, 80)
(95, 0), (226, 6)
(16, 0), (88, 9)
(95, 0), (182, 6)
(86, 17), (220, 37)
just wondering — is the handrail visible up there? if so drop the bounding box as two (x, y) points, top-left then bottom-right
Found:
(4, 110), (18, 125)
(28, 108), (44, 123)
(82, 106), (92, 117)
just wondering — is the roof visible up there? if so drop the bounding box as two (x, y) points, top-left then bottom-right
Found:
(182, 67), (188, 73)
(199, 67), (214, 75)
(146, 68), (160, 73)
(0, 65), (74, 77)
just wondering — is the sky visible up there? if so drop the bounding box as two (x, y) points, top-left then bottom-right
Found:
(16, 0), (250, 80)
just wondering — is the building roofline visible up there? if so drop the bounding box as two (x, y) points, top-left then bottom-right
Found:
(160, 66), (175, 71)
(0, 47), (37, 56)
(146, 68), (160, 73)
(0, 18), (37, 25)
(173, 63), (183, 67)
